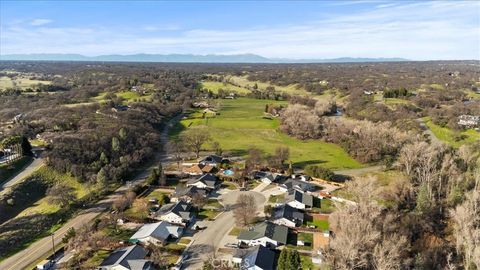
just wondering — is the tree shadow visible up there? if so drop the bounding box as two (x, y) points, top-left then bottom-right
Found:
(292, 160), (326, 168)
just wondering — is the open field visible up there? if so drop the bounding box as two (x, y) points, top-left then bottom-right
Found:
(201, 81), (251, 94)
(0, 76), (51, 91)
(226, 75), (314, 96)
(170, 98), (363, 170)
(423, 117), (480, 147)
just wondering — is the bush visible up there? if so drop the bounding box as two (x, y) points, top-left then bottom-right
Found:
(305, 165), (335, 180)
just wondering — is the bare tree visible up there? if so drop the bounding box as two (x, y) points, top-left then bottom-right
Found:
(46, 183), (76, 207)
(181, 128), (211, 158)
(233, 194), (257, 227)
(450, 171), (480, 270)
(167, 138), (185, 169)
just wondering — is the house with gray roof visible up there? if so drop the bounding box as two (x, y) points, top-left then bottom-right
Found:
(287, 189), (314, 210)
(279, 179), (316, 193)
(271, 204), (304, 227)
(171, 185), (207, 203)
(186, 173), (220, 191)
(155, 201), (194, 226)
(237, 222), (289, 248)
(199, 155), (224, 167)
(232, 245), (276, 270)
(98, 245), (153, 270)
(129, 221), (183, 245)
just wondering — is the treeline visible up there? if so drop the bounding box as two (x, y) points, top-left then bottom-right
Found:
(325, 142), (480, 269)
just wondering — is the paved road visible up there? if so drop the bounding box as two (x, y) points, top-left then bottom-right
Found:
(0, 154), (44, 195)
(182, 189), (266, 269)
(0, 115), (182, 270)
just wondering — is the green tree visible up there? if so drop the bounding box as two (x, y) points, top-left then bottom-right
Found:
(119, 128), (127, 140)
(277, 248), (289, 270)
(111, 137), (120, 152)
(289, 249), (301, 270)
(147, 168), (159, 186)
(97, 168), (108, 188)
(99, 152), (109, 165)
(20, 136), (33, 156)
(158, 163), (166, 186)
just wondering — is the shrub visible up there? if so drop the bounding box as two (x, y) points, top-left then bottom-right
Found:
(305, 165), (335, 180)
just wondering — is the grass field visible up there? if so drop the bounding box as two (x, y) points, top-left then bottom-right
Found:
(226, 75), (315, 97)
(171, 98), (363, 170)
(423, 117), (480, 147)
(0, 76), (51, 91)
(201, 81), (251, 95)
(305, 219), (329, 231)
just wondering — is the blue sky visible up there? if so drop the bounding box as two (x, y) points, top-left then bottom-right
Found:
(1, 1), (479, 60)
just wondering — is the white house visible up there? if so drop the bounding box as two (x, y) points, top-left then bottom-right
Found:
(129, 221), (183, 245)
(458, 115), (480, 128)
(186, 173), (220, 190)
(286, 189), (314, 210)
(156, 201), (194, 226)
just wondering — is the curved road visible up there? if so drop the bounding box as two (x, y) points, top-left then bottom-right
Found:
(0, 115), (183, 270)
(0, 154), (44, 195)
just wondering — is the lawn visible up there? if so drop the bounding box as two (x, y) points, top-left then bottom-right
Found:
(268, 194), (285, 204)
(198, 209), (220, 220)
(0, 156), (33, 185)
(423, 117), (480, 147)
(305, 219), (330, 231)
(316, 198), (336, 214)
(201, 81), (251, 95)
(0, 76), (51, 91)
(146, 189), (171, 204)
(228, 227), (242, 236)
(298, 232), (313, 243)
(178, 238), (192, 245)
(221, 181), (238, 190)
(170, 98), (363, 170)
(226, 75), (316, 97)
(206, 198), (222, 208)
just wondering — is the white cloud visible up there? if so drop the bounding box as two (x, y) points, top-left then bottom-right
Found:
(29, 19), (53, 26)
(1, 1), (479, 60)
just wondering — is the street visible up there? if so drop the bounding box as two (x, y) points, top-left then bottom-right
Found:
(0, 115), (183, 270)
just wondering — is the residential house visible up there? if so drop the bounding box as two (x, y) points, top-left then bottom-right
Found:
(171, 185), (207, 202)
(186, 173), (220, 191)
(232, 245), (276, 270)
(458, 115), (480, 128)
(286, 189), (314, 210)
(129, 221), (183, 245)
(260, 172), (285, 184)
(98, 245), (153, 270)
(155, 201), (194, 226)
(279, 179), (316, 193)
(199, 155), (224, 167)
(183, 163), (217, 175)
(237, 222), (289, 248)
(271, 204), (304, 228)
(111, 105), (130, 113)
(290, 174), (311, 182)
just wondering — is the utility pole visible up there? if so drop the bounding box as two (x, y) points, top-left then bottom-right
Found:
(51, 233), (55, 261)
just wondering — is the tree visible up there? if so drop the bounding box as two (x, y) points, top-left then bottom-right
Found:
(147, 244), (168, 269)
(305, 165), (335, 180)
(111, 137), (120, 152)
(245, 147), (264, 173)
(167, 139), (185, 169)
(450, 172), (480, 270)
(233, 194), (257, 227)
(273, 146), (289, 168)
(96, 167), (108, 188)
(192, 192), (207, 209)
(264, 204), (274, 218)
(158, 163), (166, 186)
(211, 141), (223, 156)
(181, 128), (211, 158)
(20, 136), (33, 156)
(46, 183), (76, 207)
(278, 249), (301, 270)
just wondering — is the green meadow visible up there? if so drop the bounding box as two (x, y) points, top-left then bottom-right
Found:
(170, 98), (362, 170)
(201, 81), (251, 95)
(423, 117), (480, 148)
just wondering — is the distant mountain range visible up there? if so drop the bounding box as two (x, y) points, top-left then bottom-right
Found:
(0, 53), (409, 63)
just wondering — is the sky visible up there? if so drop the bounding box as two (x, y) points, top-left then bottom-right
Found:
(1, 1), (479, 60)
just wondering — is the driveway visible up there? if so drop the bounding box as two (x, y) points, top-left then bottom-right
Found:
(182, 190), (266, 269)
